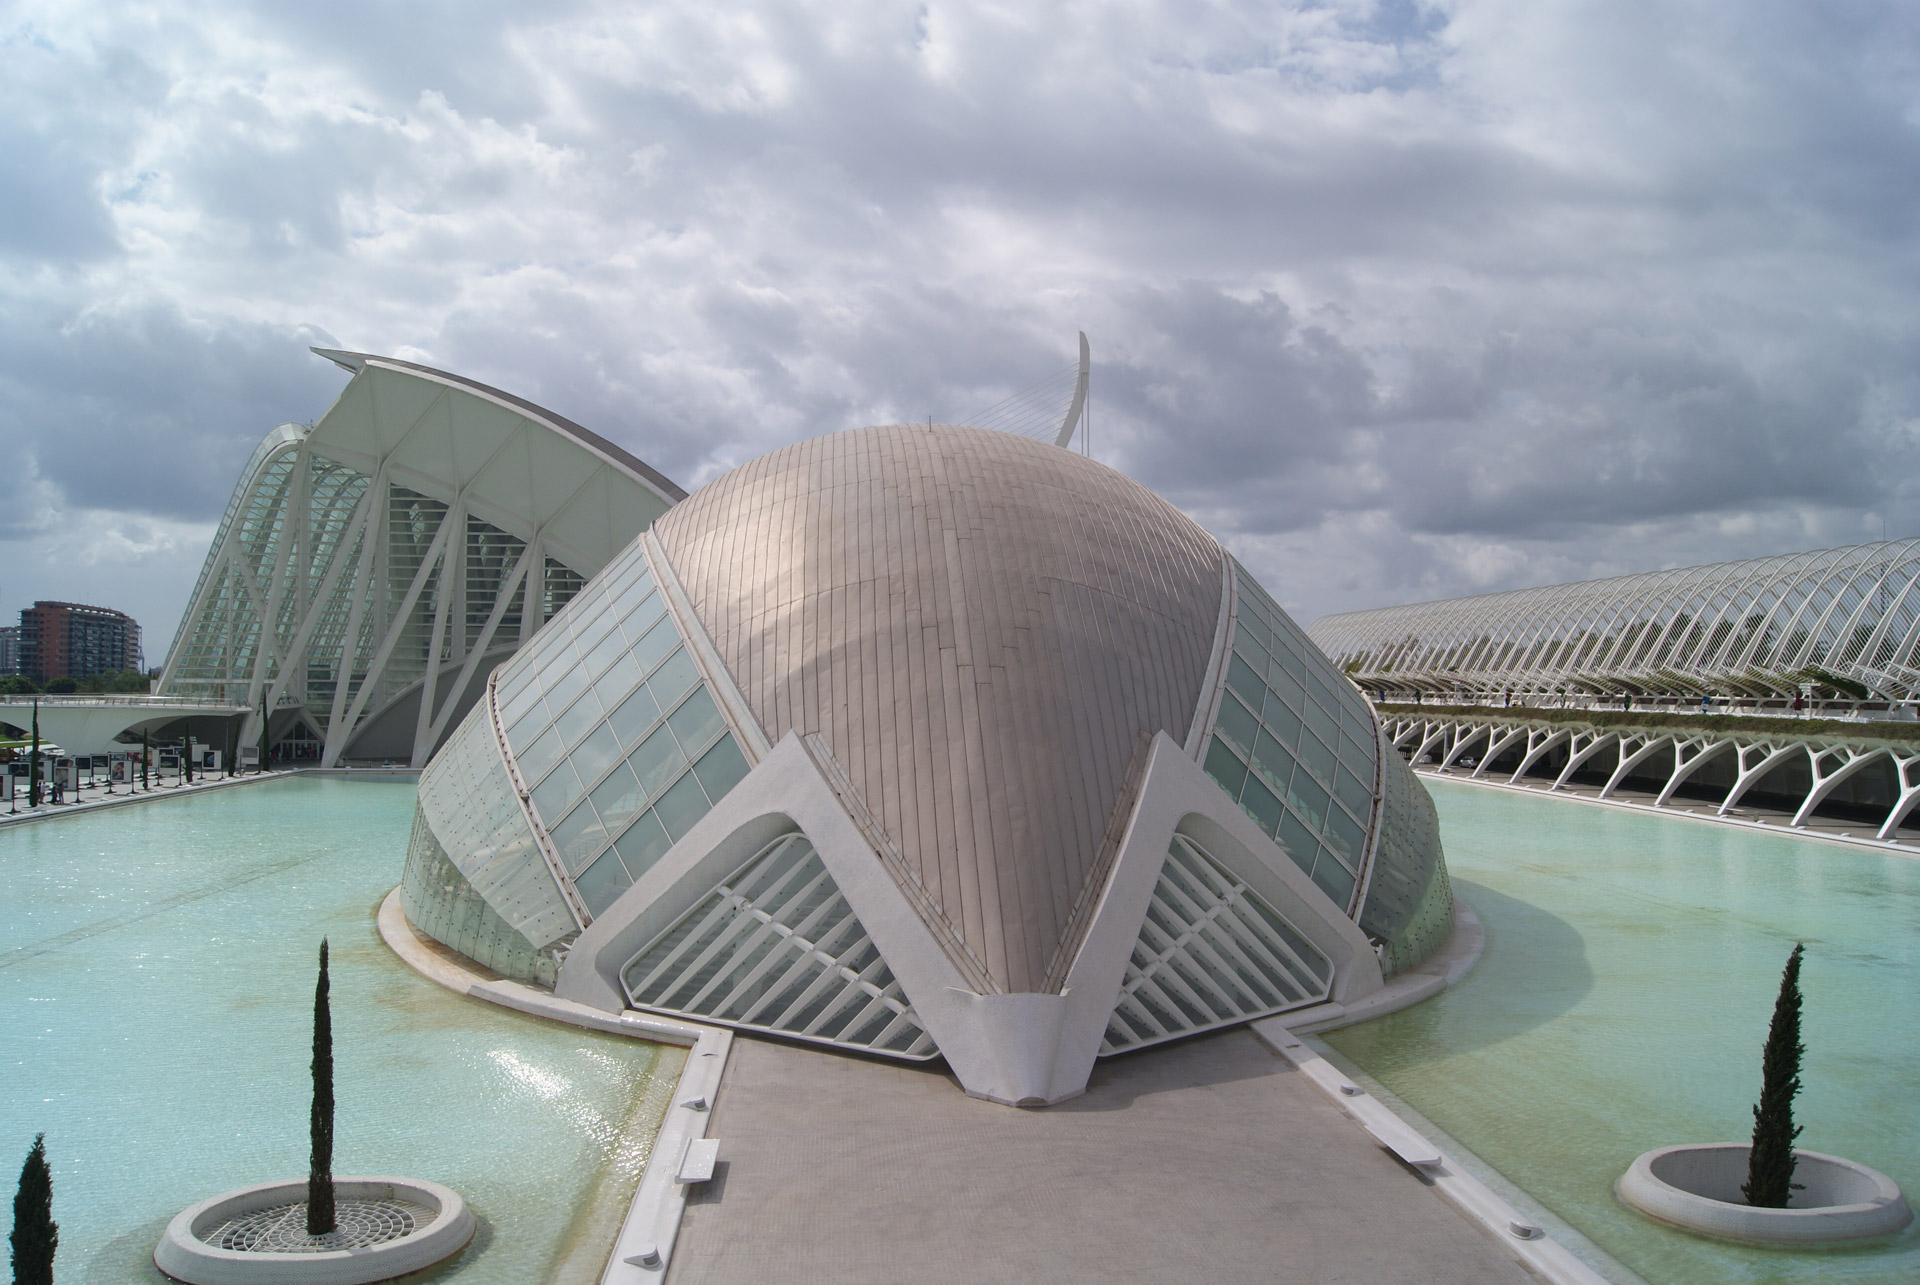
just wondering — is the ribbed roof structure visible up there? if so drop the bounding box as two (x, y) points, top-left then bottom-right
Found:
(1310, 540), (1920, 701)
(652, 425), (1225, 993)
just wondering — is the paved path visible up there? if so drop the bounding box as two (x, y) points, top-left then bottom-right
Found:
(667, 1027), (1543, 1284)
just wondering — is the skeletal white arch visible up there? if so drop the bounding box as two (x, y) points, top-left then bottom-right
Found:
(1311, 540), (1920, 702)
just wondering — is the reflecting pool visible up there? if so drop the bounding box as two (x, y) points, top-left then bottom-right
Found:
(1328, 779), (1920, 1284)
(0, 777), (684, 1284)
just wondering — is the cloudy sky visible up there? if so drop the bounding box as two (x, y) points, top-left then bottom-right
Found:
(4, 0), (1917, 660)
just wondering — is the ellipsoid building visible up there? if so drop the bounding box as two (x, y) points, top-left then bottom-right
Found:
(404, 424), (1452, 1104)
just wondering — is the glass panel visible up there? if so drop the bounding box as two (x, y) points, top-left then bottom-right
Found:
(572, 602), (615, 648)
(538, 640), (580, 688)
(506, 702), (549, 753)
(1249, 728), (1295, 798)
(667, 688), (725, 754)
(630, 617), (679, 676)
(1323, 806), (1365, 868)
(1225, 654), (1265, 712)
(1333, 762), (1372, 821)
(648, 649), (700, 705)
(1267, 638), (1306, 683)
(652, 771), (710, 840)
(541, 663), (590, 716)
(1263, 665), (1305, 714)
(1311, 853), (1356, 908)
(1276, 811), (1317, 875)
(581, 624), (628, 679)
(607, 684), (663, 748)
(1239, 773), (1284, 836)
(692, 735), (750, 801)
(620, 589), (666, 640)
(1260, 698), (1302, 749)
(515, 727), (565, 786)
(568, 725), (623, 791)
(530, 761), (584, 823)
(1203, 736), (1248, 798)
(1297, 729), (1337, 788)
(574, 850), (633, 918)
(1338, 732), (1376, 779)
(629, 725), (688, 800)
(589, 763), (647, 838)
(553, 691), (603, 748)
(498, 682), (544, 733)
(1232, 624), (1269, 673)
(1214, 692), (1259, 759)
(592, 653), (644, 709)
(1300, 696), (1339, 747)
(612, 809), (672, 882)
(1285, 766), (1331, 829)
(550, 801), (610, 874)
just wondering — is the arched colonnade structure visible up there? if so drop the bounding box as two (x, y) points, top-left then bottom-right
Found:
(1311, 540), (1920, 704)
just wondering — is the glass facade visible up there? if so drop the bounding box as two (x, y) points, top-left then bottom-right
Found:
(1101, 832), (1333, 1053)
(491, 541), (752, 919)
(621, 830), (937, 1059)
(1202, 561), (1381, 911)
(1357, 744), (1454, 978)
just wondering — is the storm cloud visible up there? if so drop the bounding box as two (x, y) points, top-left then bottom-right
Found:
(3, 0), (1916, 654)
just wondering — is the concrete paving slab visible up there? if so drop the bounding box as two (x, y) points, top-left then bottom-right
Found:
(666, 1027), (1544, 1284)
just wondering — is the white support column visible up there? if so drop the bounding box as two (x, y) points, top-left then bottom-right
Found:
(1875, 752), (1920, 840)
(1509, 727), (1571, 784)
(1717, 742), (1808, 815)
(1470, 725), (1528, 778)
(1439, 724), (1491, 770)
(1792, 746), (1890, 828)
(1654, 736), (1735, 807)
(1599, 735), (1672, 799)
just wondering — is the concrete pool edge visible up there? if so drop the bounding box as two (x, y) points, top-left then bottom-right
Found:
(0, 766), (418, 830)
(1274, 897), (1485, 1036)
(1417, 768), (1920, 860)
(375, 888), (731, 1283)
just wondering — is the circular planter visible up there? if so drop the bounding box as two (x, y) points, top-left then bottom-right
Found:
(154, 1176), (474, 1285)
(1619, 1144), (1912, 1245)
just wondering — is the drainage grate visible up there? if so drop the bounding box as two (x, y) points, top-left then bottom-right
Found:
(205, 1198), (429, 1253)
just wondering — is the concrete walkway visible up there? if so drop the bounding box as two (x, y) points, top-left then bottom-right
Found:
(667, 1027), (1545, 1284)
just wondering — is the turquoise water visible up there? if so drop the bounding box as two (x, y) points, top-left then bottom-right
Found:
(0, 778), (683, 1284)
(1328, 780), (1920, 1285)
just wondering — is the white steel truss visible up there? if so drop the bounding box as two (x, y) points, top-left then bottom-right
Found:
(1100, 833), (1333, 1054)
(620, 831), (940, 1060)
(158, 350), (682, 766)
(1310, 540), (1920, 702)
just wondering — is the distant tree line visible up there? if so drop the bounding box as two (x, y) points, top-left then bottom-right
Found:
(0, 669), (156, 697)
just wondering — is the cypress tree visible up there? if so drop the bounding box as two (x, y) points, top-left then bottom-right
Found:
(10, 1133), (58, 1285)
(1743, 942), (1806, 1207)
(26, 701), (39, 810)
(183, 736), (194, 785)
(141, 729), (150, 791)
(308, 939), (336, 1236)
(259, 695), (270, 773)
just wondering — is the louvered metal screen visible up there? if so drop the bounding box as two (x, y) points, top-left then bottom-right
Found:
(620, 832), (938, 1059)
